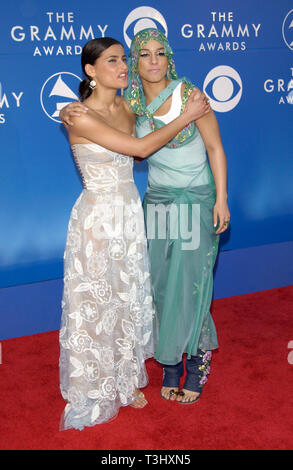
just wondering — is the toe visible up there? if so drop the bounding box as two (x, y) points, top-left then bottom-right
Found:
(132, 393), (148, 408)
(161, 387), (178, 401)
(178, 389), (200, 403)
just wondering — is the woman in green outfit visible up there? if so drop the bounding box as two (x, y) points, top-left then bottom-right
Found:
(60, 28), (230, 404)
(124, 28), (230, 404)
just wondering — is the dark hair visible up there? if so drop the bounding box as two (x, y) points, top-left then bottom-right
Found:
(79, 37), (123, 101)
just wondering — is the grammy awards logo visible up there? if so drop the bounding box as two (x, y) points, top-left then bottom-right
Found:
(264, 68), (293, 105)
(0, 81), (24, 124)
(40, 72), (81, 122)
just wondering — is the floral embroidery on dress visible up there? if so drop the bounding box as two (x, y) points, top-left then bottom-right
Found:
(198, 351), (212, 387)
(59, 145), (156, 430)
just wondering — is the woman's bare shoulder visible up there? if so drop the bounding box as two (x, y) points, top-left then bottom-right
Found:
(68, 107), (101, 126)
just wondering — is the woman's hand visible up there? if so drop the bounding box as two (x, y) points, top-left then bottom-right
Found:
(59, 102), (88, 126)
(184, 89), (210, 122)
(213, 200), (230, 234)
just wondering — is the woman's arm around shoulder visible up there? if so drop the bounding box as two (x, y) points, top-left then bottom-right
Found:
(66, 91), (205, 158)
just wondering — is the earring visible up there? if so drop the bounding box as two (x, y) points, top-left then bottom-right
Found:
(89, 79), (96, 90)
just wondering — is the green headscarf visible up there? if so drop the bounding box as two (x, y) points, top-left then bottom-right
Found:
(124, 28), (197, 148)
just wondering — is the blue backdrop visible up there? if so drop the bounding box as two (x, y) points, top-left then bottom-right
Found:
(0, 0), (293, 290)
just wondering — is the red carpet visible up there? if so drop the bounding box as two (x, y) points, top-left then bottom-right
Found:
(1, 285), (293, 450)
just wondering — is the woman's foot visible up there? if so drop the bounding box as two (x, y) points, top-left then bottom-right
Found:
(130, 389), (148, 408)
(160, 360), (184, 402)
(176, 389), (200, 404)
(160, 386), (178, 401)
(177, 350), (211, 404)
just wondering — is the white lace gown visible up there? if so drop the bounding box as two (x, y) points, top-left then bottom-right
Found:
(59, 143), (156, 430)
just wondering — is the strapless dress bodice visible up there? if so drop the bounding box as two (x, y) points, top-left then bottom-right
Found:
(71, 143), (134, 193)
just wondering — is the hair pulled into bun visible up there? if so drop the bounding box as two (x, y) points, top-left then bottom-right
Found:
(79, 37), (123, 101)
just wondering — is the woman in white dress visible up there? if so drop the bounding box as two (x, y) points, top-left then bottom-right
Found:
(59, 37), (210, 430)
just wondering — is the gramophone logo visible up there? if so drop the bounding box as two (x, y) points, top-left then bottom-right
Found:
(40, 72), (81, 122)
(282, 10), (293, 51)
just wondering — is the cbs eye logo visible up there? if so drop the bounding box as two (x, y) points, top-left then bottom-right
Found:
(123, 6), (168, 48)
(203, 66), (243, 113)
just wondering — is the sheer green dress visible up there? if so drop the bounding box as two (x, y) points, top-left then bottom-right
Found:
(136, 82), (219, 365)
